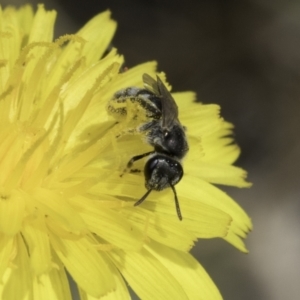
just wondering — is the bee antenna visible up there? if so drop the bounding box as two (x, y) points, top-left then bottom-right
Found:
(170, 184), (182, 221)
(134, 188), (153, 207)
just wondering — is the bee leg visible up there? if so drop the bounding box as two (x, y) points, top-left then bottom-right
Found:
(115, 127), (137, 139)
(129, 169), (141, 174)
(126, 151), (154, 169)
(138, 120), (157, 133)
(108, 94), (160, 119)
(120, 151), (153, 177)
(134, 97), (161, 119)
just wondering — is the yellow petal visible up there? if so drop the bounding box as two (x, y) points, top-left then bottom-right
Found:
(47, 10), (116, 89)
(109, 248), (189, 300)
(186, 160), (251, 187)
(173, 91), (197, 109)
(0, 234), (33, 299)
(172, 199), (231, 238)
(0, 234), (14, 280)
(180, 175), (251, 228)
(33, 255), (72, 300)
(224, 230), (249, 253)
(32, 187), (87, 232)
(50, 235), (115, 297)
(179, 175), (252, 250)
(0, 188), (25, 235)
(121, 206), (197, 251)
(136, 193), (231, 239)
(61, 52), (123, 113)
(16, 5), (34, 41)
(70, 196), (144, 251)
(21, 218), (52, 275)
(181, 103), (222, 138)
(0, 6), (21, 73)
(197, 122), (240, 164)
(60, 58), (123, 152)
(147, 241), (223, 300)
(74, 10), (117, 65)
(79, 253), (130, 300)
(95, 171), (231, 241)
(28, 4), (56, 43)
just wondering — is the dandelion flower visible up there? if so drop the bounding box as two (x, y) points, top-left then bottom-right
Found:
(0, 4), (252, 300)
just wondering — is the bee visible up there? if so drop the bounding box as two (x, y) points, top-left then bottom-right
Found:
(108, 74), (189, 220)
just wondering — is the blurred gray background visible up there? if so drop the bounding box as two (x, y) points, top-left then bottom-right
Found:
(3, 0), (300, 299)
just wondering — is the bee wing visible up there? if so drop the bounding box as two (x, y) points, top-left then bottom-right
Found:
(142, 73), (160, 94)
(156, 75), (179, 128)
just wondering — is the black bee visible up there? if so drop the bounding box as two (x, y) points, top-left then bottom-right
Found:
(108, 74), (189, 220)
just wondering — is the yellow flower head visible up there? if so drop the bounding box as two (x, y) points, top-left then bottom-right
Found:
(0, 4), (252, 300)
